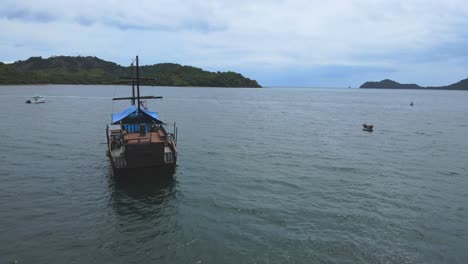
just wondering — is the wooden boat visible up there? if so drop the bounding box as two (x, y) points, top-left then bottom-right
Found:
(106, 56), (178, 177)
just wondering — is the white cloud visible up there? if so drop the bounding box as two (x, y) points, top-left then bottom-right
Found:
(1, 0), (468, 85)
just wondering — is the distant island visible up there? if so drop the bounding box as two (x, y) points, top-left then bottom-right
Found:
(360, 79), (468, 90)
(0, 56), (261, 88)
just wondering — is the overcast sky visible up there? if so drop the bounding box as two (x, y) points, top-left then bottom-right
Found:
(1, 0), (468, 87)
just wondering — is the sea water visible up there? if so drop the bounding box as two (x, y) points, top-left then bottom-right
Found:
(0, 85), (467, 263)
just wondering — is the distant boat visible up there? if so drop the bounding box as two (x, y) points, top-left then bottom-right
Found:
(25, 96), (45, 104)
(410, 102), (414, 106)
(106, 56), (178, 178)
(362, 124), (374, 132)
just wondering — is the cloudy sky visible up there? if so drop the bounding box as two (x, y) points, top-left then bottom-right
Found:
(1, 0), (468, 87)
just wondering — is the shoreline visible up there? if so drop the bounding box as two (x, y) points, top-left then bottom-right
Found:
(0, 84), (262, 89)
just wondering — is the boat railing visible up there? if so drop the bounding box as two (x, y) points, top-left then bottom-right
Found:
(170, 122), (178, 145)
(116, 123), (177, 145)
(121, 123), (165, 132)
(166, 133), (174, 143)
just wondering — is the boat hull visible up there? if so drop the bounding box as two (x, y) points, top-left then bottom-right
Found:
(110, 162), (176, 178)
(108, 145), (177, 178)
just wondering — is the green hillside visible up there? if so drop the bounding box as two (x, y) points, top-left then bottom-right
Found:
(360, 78), (468, 90)
(0, 56), (261, 88)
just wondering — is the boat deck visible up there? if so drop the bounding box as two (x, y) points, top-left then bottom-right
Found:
(123, 130), (166, 144)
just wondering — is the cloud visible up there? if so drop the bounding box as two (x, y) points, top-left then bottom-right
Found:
(75, 16), (94, 27)
(1, 0), (468, 86)
(1, 0), (227, 32)
(0, 7), (56, 23)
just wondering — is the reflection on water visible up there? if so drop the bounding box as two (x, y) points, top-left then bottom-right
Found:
(105, 170), (183, 261)
(108, 169), (178, 220)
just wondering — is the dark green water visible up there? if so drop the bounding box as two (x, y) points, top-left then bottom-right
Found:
(0, 85), (467, 263)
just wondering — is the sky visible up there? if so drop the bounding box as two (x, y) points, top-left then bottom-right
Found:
(1, 0), (468, 87)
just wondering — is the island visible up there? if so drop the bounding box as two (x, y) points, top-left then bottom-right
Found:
(360, 79), (468, 90)
(0, 56), (262, 88)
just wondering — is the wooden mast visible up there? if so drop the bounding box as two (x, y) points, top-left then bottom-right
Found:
(113, 56), (161, 101)
(113, 95), (162, 101)
(136, 56), (140, 114)
(131, 62), (135, 105)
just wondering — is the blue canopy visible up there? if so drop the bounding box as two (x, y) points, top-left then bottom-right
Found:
(112, 105), (162, 124)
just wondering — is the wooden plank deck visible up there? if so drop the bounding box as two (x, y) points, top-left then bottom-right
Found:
(123, 131), (165, 144)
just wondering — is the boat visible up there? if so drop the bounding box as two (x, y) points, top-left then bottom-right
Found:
(106, 56), (178, 177)
(25, 96), (45, 104)
(362, 123), (374, 132)
(410, 102), (414, 106)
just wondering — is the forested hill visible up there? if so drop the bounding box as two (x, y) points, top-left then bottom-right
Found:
(0, 56), (262, 88)
(360, 79), (468, 90)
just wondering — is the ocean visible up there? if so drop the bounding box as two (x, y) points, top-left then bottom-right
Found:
(0, 85), (467, 263)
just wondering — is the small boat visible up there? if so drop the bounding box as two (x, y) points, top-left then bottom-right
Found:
(25, 96), (45, 104)
(106, 56), (178, 178)
(410, 102), (414, 106)
(362, 124), (374, 132)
